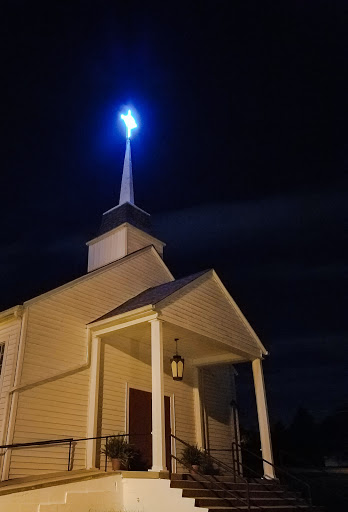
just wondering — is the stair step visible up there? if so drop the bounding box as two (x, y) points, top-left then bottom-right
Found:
(206, 507), (315, 511)
(196, 497), (300, 507)
(171, 473), (246, 483)
(182, 489), (299, 499)
(171, 480), (288, 491)
(65, 490), (119, 504)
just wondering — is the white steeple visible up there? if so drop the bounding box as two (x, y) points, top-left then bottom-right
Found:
(86, 107), (166, 272)
(119, 138), (134, 205)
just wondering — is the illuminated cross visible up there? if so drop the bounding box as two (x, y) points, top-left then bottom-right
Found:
(121, 109), (137, 138)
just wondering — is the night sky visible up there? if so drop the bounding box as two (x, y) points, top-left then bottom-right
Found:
(1, 2), (347, 426)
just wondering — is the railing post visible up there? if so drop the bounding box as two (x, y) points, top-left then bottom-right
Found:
(246, 479), (251, 512)
(232, 442), (236, 482)
(104, 436), (108, 472)
(68, 440), (72, 471)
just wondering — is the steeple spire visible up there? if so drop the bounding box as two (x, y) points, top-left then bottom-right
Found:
(119, 138), (134, 205)
(87, 107), (166, 272)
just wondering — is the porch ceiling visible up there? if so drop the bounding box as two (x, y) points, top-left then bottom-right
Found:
(102, 320), (247, 364)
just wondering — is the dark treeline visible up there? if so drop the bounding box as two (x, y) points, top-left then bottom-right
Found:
(241, 404), (348, 469)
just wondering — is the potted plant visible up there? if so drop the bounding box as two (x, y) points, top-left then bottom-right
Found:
(102, 435), (135, 471)
(181, 444), (204, 474)
(201, 454), (219, 475)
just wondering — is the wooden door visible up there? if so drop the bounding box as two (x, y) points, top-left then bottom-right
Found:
(129, 388), (171, 470)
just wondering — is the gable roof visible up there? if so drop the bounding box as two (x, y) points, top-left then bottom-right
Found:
(22, 245), (173, 307)
(94, 269), (210, 322)
(89, 267), (267, 357)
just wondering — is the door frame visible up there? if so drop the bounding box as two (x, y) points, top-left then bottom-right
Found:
(125, 383), (175, 471)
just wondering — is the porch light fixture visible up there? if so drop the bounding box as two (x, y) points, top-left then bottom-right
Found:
(171, 338), (184, 381)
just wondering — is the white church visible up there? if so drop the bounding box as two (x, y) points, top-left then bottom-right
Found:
(0, 110), (297, 512)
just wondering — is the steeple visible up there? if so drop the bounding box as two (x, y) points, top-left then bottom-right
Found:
(119, 138), (134, 205)
(86, 108), (165, 272)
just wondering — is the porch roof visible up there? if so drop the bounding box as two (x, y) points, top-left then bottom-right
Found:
(94, 270), (209, 322)
(88, 269), (267, 360)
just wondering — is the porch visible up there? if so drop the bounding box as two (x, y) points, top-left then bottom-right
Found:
(86, 269), (275, 479)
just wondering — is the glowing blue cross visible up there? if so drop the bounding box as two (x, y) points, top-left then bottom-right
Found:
(121, 109), (137, 138)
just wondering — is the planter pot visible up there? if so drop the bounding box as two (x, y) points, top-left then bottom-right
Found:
(190, 464), (200, 475)
(111, 458), (122, 471)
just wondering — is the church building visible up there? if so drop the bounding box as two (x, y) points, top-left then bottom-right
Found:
(0, 111), (274, 492)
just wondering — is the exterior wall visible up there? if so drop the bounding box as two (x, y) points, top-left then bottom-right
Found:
(127, 226), (164, 258)
(7, 249), (172, 478)
(87, 224), (165, 273)
(87, 226), (127, 272)
(0, 317), (21, 443)
(100, 335), (197, 470)
(201, 365), (235, 467)
(9, 370), (89, 478)
(161, 274), (261, 358)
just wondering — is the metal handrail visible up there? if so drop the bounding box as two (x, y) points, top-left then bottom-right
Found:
(0, 438), (74, 450)
(232, 441), (313, 510)
(171, 451), (251, 512)
(203, 447), (304, 510)
(0, 433), (152, 472)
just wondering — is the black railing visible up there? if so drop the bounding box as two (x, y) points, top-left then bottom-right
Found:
(232, 441), (313, 510)
(0, 432), (313, 511)
(0, 433), (150, 472)
(171, 434), (252, 512)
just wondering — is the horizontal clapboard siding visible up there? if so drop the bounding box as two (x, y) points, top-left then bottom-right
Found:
(100, 336), (197, 468)
(0, 318), (21, 441)
(21, 249), (172, 384)
(9, 249), (172, 478)
(161, 275), (261, 357)
(127, 227), (164, 257)
(88, 226), (127, 272)
(202, 365), (235, 467)
(9, 370), (89, 478)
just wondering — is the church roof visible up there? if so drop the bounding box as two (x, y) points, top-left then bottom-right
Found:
(98, 202), (153, 236)
(94, 269), (210, 321)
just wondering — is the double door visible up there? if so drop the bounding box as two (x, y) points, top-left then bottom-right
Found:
(128, 388), (171, 470)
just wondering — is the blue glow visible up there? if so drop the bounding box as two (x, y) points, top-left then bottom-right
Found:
(121, 109), (137, 138)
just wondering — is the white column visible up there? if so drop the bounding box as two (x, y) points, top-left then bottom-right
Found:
(150, 319), (166, 471)
(86, 336), (101, 469)
(252, 358), (275, 479)
(193, 366), (204, 449)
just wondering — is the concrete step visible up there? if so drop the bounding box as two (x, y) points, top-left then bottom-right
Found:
(39, 504), (120, 512)
(206, 507), (316, 512)
(196, 497), (301, 507)
(182, 489), (299, 499)
(0, 470), (105, 497)
(171, 473), (244, 483)
(65, 490), (119, 505)
(171, 480), (288, 491)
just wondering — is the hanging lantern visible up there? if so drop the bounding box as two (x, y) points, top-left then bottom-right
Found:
(171, 338), (184, 381)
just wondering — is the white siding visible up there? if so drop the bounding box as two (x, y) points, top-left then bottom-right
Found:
(161, 275), (261, 358)
(9, 369), (89, 478)
(201, 365), (235, 467)
(87, 226), (127, 272)
(0, 318), (21, 441)
(100, 335), (197, 469)
(8, 249), (172, 478)
(127, 226), (164, 258)
(21, 249), (171, 385)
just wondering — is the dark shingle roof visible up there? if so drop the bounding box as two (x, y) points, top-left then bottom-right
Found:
(93, 269), (210, 322)
(98, 202), (153, 236)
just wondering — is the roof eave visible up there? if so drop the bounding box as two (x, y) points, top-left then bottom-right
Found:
(0, 305), (24, 324)
(88, 304), (155, 329)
